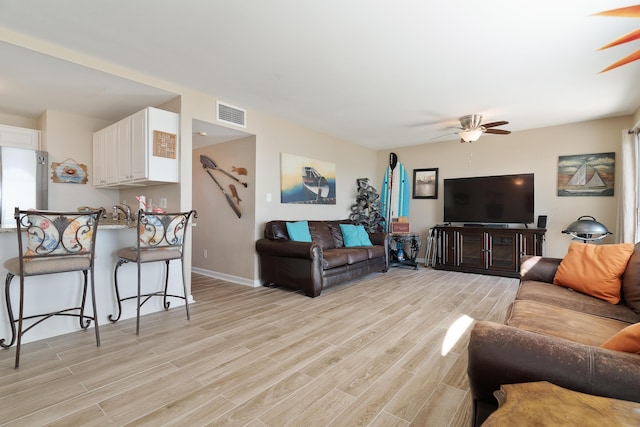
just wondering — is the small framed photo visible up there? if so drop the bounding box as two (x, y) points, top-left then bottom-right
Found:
(413, 168), (438, 199)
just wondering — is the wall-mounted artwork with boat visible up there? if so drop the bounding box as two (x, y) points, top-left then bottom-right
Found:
(280, 153), (336, 204)
(557, 152), (614, 197)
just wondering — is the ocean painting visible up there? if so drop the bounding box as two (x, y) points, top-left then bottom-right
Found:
(557, 152), (614, 197)
(280, 153), (336, 204)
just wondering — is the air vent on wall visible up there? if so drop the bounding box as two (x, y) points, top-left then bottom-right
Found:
(217, 101), (246, 128)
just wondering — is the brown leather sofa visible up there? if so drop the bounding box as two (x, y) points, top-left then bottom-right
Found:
(467, 246), (640, 427)
(255, 220), (389, 297)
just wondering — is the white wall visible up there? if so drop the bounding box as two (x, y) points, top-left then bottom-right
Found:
(380, 116), (633, 258)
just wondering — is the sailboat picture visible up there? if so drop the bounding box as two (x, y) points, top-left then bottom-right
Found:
(557, 152), (615, 197)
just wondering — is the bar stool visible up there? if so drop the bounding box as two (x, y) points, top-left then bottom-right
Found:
(1, 208), (104, 368)
(108, 209), (197, 335)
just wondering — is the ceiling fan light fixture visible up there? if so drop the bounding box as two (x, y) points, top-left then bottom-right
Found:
(460, 129), (483, 142)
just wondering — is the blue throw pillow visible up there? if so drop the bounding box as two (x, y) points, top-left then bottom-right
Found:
(340, 224), (373, 247)
(286, 220), (312, 242)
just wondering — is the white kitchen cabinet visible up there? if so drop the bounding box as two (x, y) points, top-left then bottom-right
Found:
(92, 130), (105, 186)
(105, 126), (118, 185)
(0, 124), (40, 150)
(93, 107), (179, 188)
(92, 127), (118, 186)
(116, 117), (132, 182)
(129, 109), (147, 181)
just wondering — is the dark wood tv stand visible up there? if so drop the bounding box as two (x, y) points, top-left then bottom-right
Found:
(432, 225), (546, 278)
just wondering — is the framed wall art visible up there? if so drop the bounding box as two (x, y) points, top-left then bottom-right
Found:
(412, 168), (438, 199)
(153, 130), (177, 159)
(51, 158), (88, 184)
(557, 152), (614, 196)
(280, 153), (336, 204)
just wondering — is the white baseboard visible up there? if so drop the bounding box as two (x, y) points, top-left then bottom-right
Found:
(191, 267), (260, 288)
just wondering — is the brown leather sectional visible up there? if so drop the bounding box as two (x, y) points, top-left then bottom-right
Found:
(467, 245), (640, 427)
(255, 220), (389, 297)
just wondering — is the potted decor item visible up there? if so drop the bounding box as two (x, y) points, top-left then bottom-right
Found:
(349, 178), (385, 233)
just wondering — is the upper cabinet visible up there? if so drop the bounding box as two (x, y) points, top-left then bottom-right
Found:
(0, 124), (40, 150)
(93, 107), (179, 188)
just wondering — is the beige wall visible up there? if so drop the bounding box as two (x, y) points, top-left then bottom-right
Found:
(379, 116), (634, 258)
(38, 110), (117, 211)
(250, 111), (378, 226)
(1, 31), (637, 288)
(192, 136), (257, 284)
(0, 112), (38, 129)
(175, 90), (377, 285)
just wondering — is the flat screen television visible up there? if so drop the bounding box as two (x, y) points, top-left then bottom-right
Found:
(443, 173), (534, 224)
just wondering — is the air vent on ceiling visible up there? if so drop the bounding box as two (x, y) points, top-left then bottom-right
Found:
(217, 101), (246, 128)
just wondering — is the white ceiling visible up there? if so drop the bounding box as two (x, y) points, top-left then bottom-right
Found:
(0, 0), (638, 149)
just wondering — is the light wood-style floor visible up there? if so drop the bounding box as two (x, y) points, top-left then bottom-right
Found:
(0, 267), (518, 426)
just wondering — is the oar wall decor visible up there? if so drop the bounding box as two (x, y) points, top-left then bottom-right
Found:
(200, 155), (246, 218)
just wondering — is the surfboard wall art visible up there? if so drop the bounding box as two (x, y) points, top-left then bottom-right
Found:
(381, 153), (410, 231)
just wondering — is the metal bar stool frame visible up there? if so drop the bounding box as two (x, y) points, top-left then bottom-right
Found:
(1, 207), (104, 368)
(109, 209), (197, 335)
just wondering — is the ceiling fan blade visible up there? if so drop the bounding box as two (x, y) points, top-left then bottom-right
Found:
(485, 129), (511, 135)
(482, 121), (509, 129)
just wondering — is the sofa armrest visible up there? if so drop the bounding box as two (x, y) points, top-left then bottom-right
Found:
(520, 256), (562, 283)
(369, 232), (390, 269)
(255, 238), (321, 259)
(468, 321), (640, 425)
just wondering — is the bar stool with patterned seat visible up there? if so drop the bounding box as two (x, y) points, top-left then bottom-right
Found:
(108, 209), (197, 335)
(1, 208), (104, 368)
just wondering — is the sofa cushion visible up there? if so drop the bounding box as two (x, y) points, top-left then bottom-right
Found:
(622, 243), (640, 315)
(340, 224), (373, 247)
(286, 220), (312, 242)
(327, 220), (352, 248)
(264, 221), (289, 240)
(601, 323), (640, 354)
(520, 256), (562, 283)
(343, 248), (370, 264)
(553, 242), (634, 304)
(363, 245), (386, 260)
(322, 249), (350, 269)
(517, 281), (640, 324)
(308, 221), (335, 250)
(506, 300), (631, 347)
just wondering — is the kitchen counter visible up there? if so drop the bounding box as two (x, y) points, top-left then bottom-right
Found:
(0, 221), (187, 345)
(97, 217), (136, 229)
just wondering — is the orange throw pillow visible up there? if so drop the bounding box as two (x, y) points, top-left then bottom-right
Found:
(601, 323), (640, 354)
(553, 242), (634, 304)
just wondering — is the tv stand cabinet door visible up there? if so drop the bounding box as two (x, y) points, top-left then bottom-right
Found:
(459, 229), (485, 270)
(436, 228), (459, 267)
(486, 230), (517, 273)
(518, 230), (545, 261)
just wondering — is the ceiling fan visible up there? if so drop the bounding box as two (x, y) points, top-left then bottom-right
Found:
(435, 114), (511, 143)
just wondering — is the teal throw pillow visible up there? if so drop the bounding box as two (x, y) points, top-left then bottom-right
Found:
(286, 220), (312, 242)
(340, 224), (373, 247)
